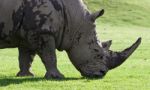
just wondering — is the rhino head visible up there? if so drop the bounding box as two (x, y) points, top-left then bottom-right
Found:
(66, 9), (141, 78)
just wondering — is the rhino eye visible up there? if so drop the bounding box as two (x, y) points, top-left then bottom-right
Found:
(97, 55), (103, 59)
(94, 54), (103, 59)
(100, 56), (103, 59)
(93, 49), (99, 52)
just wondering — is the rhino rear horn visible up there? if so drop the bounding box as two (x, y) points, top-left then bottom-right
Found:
(108, 37), (142, 69)
(90, 9), (104, 22)
(102, 40), (112, 50)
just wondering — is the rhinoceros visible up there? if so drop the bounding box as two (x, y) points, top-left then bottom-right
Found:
(0, 0), (141, 79)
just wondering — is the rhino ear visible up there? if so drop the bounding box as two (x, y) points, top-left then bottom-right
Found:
(90, 9), (104, 22)
(102, 40), (112, 50)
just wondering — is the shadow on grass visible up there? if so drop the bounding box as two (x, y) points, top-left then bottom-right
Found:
(0, 77), (87, 87)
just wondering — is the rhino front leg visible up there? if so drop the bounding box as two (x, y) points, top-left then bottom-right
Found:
(38, 35), (64, 79)
(17, 47), (35, 77)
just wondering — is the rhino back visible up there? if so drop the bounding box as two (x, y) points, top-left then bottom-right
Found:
(0, 0), (89, 50)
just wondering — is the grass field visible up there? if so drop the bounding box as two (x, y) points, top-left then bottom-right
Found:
(0, 0), (150, 90)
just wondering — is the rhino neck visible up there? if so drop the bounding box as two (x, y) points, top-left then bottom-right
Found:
(56, 0), (89, 51)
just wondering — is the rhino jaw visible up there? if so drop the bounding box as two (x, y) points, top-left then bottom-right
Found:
(80, 69), (108, 78)
(107, 37), (142, 69)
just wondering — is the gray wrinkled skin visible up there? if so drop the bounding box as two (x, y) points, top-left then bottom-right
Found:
(0, 0), (141, 79)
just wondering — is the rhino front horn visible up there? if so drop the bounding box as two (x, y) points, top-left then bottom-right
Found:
(108, 37), (142, 70)
(90, 9), (104, 22)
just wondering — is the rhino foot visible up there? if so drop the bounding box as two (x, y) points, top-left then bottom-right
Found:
(45, 70), (64, 79)
(16, 71), (34, 77)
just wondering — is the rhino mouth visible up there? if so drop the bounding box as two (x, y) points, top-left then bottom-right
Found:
(78, 63), (108, 78)
(81, 70), (107, 78)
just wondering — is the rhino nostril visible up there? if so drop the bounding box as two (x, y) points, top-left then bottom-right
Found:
(99, 70), (106, 75)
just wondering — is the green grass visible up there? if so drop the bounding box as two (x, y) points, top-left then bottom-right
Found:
(85, 0), (150, 27)
(0, 26), (149, 90)
(0, 0), (150, 90)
